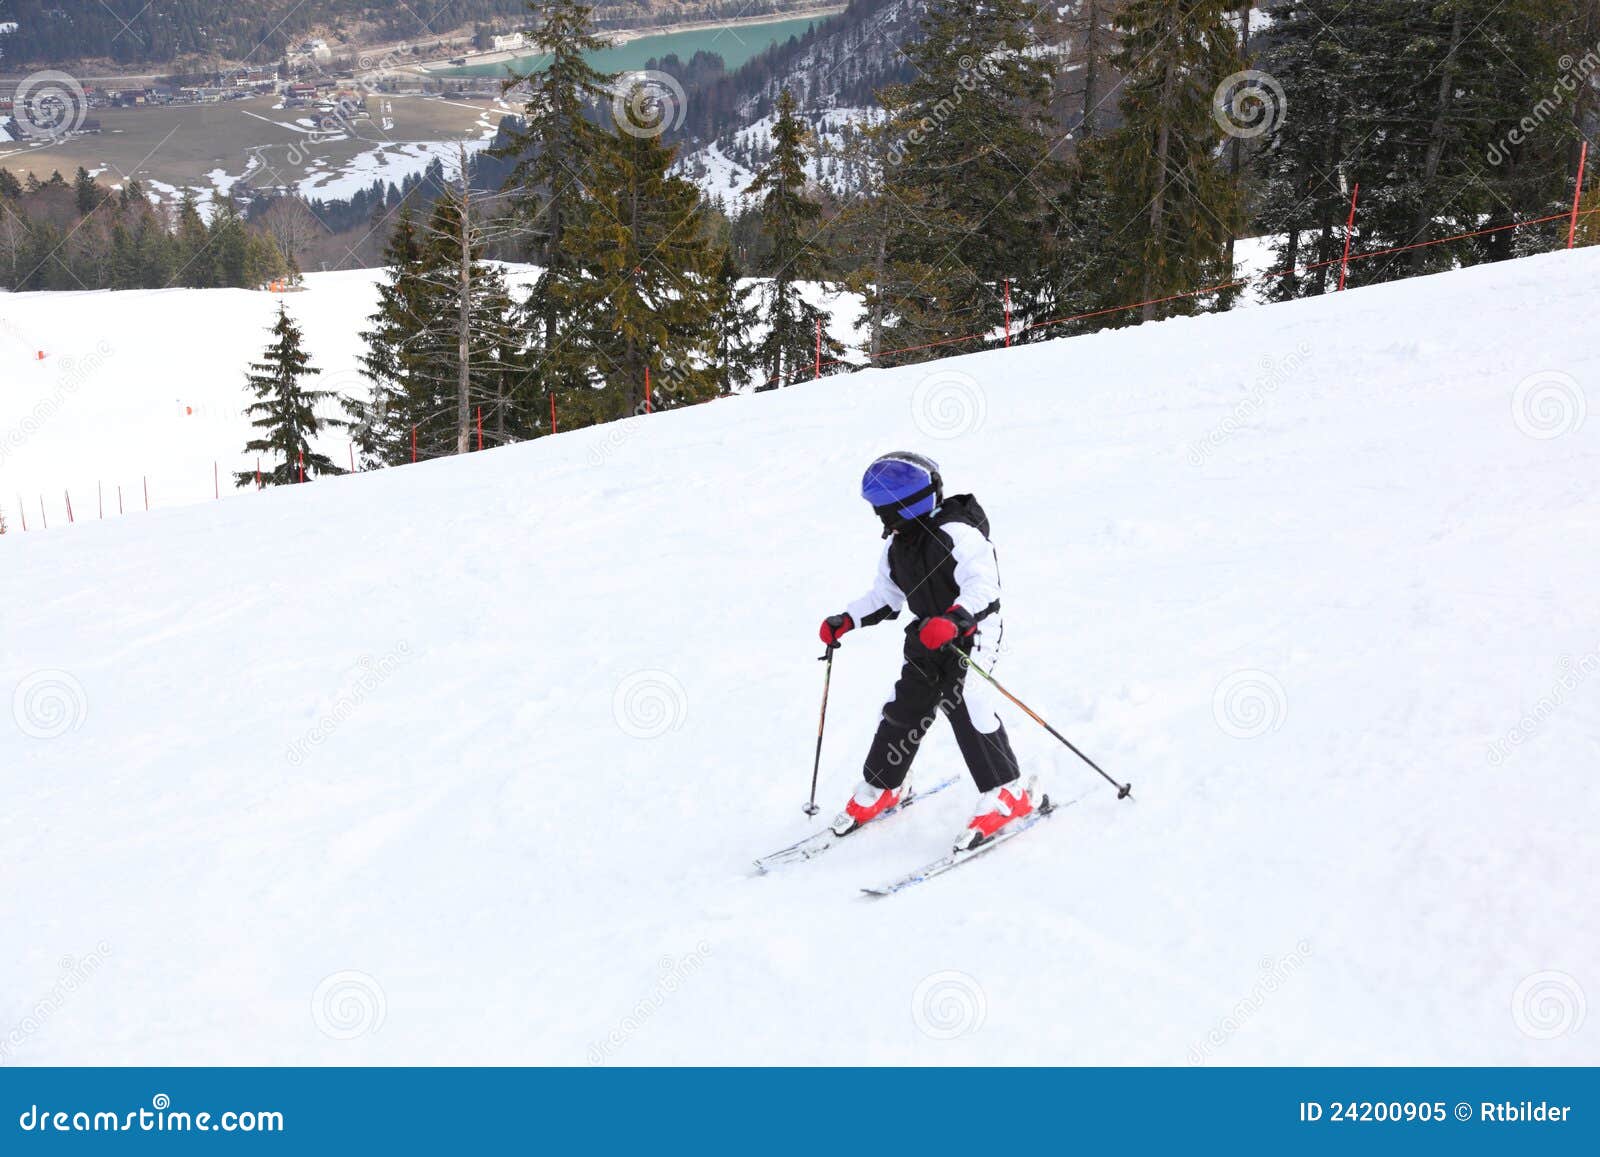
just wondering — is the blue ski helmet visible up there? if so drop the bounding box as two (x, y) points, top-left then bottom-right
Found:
(861, 451), (942, 534)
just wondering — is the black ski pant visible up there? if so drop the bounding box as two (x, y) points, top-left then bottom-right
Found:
(862, 634), (1020, 794)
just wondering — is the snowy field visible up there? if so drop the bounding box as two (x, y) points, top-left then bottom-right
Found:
(0, 268), (860, 525)
(1, 249), (1596, 1065)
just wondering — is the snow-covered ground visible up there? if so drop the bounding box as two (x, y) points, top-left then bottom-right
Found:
(677, 107), (876, 209)
(0, 268), (861, 523)
(1, 248), (1596, 1065)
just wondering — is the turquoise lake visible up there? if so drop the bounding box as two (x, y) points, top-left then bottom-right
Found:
(437, 14), (826, 78)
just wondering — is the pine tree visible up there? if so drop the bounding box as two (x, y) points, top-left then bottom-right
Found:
(173, 190), (211, 287)
(1252, 0), (1373, 298)
(835, 102), (975, 365)
(1041, 136), (1126, 333)
(890, 0), (1066, 335)
(1253, 0), (1573, 292)
(73, 167), (107, 215)
(346, 207), (426, 468)
(746, 90), (842, 387)
(1064, 0), (1123, 139)
(236, 305), (343, 487)
(1103, 0), (1247, 320)
(492, 0), (616, 382)
(709, 248), (760, 394)
(553, 114), (726, 419)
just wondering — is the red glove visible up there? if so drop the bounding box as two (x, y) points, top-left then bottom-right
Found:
(819, 613), (855, 647)
(918, 605), (977, 650)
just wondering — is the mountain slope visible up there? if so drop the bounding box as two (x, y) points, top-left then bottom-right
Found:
(2, 248), (1597, 1065)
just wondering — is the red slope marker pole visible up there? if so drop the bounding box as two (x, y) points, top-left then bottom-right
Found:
(645, 366), (652, 415)
(1569, 141), (1589, 250)
(814, 318), (822, 380)
(476, 406), (483, 450)
(549, 392), (557, 435)
(1339, 183), (1360, 291)
(1004, 278), (1012, 347)
(298, 450), (305, 484)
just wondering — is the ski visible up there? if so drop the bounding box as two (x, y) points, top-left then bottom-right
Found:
(860, 795), (1066, 896)
(753, 776), (960, 874)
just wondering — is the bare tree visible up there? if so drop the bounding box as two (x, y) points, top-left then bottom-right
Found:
(259, 197), (325, 278)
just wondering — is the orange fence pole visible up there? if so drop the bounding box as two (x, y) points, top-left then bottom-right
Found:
(1339, 183), (1360, 292)
(1569, 141), (1589, 250)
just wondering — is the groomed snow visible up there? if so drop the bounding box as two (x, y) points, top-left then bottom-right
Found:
(1, 248), (1596, 1065)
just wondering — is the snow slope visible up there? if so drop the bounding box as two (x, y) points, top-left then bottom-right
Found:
(2, 249), (1597, 1066)
(0, 268), (862, 525)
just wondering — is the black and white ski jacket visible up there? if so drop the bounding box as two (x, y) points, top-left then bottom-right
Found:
(845, 494), (1002, 642)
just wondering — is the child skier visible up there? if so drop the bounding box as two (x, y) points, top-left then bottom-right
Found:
(818, 451), (1036, 852)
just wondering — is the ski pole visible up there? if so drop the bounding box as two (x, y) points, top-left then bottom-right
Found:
(804, 644), (838, 816)
(956, 651), (1132, 800)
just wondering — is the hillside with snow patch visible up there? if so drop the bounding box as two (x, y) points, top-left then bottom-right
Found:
(1, 249), (1596, 1065)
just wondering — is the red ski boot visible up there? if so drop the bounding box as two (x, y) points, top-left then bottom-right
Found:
(830, 780), (906, 837)
(953, 778), (1037, 852)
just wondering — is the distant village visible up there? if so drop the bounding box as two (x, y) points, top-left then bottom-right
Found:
(1, 35), (521, 143)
